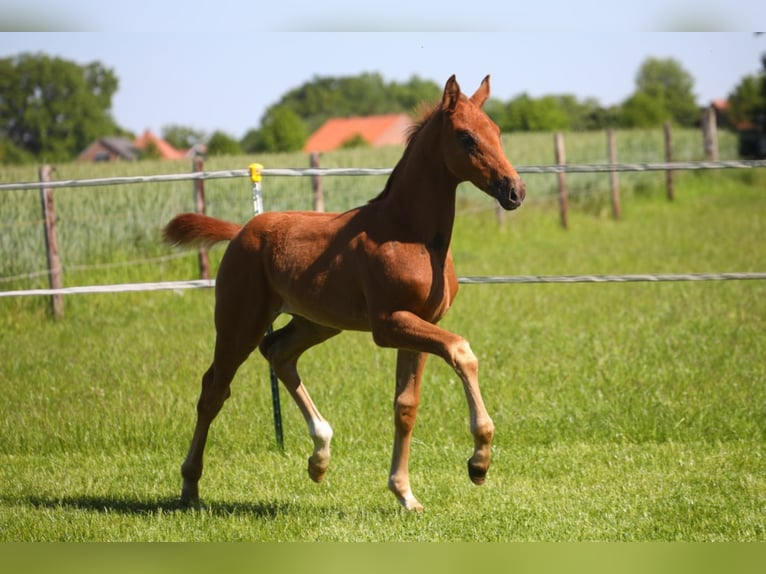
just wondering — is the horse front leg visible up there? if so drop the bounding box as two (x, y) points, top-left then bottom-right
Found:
(452, 340), (495, 485)
(373, 311), (495, 501)
(389, 349), (428, 512)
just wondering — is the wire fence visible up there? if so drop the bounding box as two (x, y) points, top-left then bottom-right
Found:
(1, 159), (765, 300)
(3, 272), (766, 299)
(2, 160), (766, 193)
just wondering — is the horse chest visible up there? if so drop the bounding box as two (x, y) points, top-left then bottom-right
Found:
(377, 240), (455, 321)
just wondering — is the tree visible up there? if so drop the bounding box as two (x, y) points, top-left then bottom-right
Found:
(339, 133), (370, 150)
(387, 75), (442, 112)
(206, 131), (242, 156)
(0, 138), (35, 165)
(483, 97), (509, 130)
(492, 93), (611, 133)
(727, 54), (766, 129)
(0, 52), (120, 162)
(503, 93), (571, 132)
(240, 128), (261, 154)
(257, 73), (442, 135)
(619, 91), (669, 128)
(249, 106), (308, 153)
(620, 57), (698, 127)
(162, 124), (206, 150)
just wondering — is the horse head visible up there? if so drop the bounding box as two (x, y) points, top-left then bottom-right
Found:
(439, 75), (526, 211)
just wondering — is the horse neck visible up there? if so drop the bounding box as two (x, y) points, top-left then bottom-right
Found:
(379, 122), (459, 247)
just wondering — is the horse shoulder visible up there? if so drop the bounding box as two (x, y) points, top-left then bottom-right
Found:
(362, 238), (457, 322)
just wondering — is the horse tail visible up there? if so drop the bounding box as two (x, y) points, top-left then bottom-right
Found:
(163, 213), (242, 248)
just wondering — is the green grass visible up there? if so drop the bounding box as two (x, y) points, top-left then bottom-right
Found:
(0, 152), (764, 540)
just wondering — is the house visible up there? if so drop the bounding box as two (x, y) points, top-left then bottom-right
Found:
(303, 113), (412, 153)
(78, 136), (139, 162)
(133, 130), (188, 160)
(709, 99), (734, 130)
(78, 129), (204, 162)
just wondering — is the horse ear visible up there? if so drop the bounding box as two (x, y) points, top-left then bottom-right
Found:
(441, 75), (461, 112)
(470, 75), (491, 107)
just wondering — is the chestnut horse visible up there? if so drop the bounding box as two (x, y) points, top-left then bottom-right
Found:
(164, 75), (525, 511)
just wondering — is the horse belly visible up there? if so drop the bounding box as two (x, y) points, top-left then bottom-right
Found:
(277, 273), (371, 331)
(270, 247), (372, 331)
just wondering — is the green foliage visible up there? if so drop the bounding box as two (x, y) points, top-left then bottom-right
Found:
(727, 54), (766, 129)
(0, 52), (120, 162)
(0, 137), (35, 165)
(619, 91), (669, 128)
(206, 130), (242, 156)
(242, 73), (440, 153)
(621, 57), (699, 127)
(161, 124), (207, 150)
(728, 75), (764, 125)
(256, 73), (441, 135)
(339, 133), (370, 150)
(246, 107), (308, 153)
(503, 93), (572, 132)
(140, 140), (161, 160)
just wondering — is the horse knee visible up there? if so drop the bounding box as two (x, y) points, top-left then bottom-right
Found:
(473, 417), (495, 445)
(449, 338), (478, 377)
(196, 368), (230, 418)
(394, 401), (418, 434)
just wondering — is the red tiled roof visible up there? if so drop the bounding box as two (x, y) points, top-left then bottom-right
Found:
(304, 113), (412, 153)
(134, 130), (187, 160)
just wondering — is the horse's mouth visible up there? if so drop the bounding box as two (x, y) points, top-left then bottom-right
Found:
(491, 177), (525, 211)
(497, 193), (523, 211)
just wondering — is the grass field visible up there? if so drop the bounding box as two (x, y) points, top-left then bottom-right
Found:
(1, 134), (764, 541)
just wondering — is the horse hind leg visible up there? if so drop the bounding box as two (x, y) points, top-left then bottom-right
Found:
(259, 316), (340, 483)
(388, 349), (428, 512)
(179, 324), (266, 506)
(180, 360), (229, 505)
(180, 273), (278, 506)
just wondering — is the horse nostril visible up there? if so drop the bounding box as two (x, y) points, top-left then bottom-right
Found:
(491, 175), (524, 210)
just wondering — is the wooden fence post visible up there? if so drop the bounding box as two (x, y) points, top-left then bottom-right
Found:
(554, 132), (569, 229)
(607, 128), (621, 220)
(310, 152), (324, 212)
(192, 157), (209, 279)
(702, 104), (719, 161)
(39, 165), (64, 318)
(664, 122), (675, 201)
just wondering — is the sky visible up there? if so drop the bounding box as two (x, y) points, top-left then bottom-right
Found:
(1, 3), (765, 140)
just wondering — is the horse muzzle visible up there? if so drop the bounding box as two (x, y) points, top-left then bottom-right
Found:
(491, 176), (526, 211)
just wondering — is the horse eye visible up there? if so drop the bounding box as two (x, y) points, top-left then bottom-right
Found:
(457, 131), (477, 152)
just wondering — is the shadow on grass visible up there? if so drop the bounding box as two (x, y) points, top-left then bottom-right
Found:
(22, 494), (290, 518)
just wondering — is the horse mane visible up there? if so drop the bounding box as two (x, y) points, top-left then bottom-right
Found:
(369, 103), (438, 204)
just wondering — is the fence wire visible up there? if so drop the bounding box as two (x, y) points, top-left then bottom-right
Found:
(2, 272), (766, 298)
(2, 159), (765, 299)
(2, 160), (766, 192)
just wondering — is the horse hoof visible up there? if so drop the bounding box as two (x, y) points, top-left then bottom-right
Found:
(467, 459), (487, 485)
(403, 501), (424, 513)
(308, 459), (328, 483)
(399, 497), (424, 513)
(180, 483), (201, 507)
